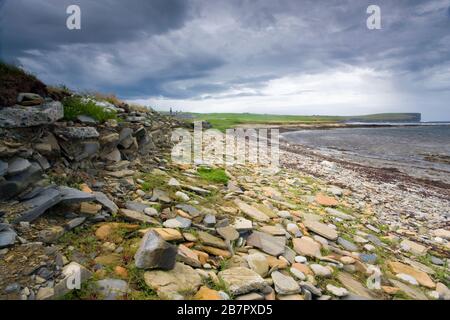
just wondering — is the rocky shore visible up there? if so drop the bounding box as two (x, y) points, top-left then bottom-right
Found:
(0, 86), (449, 300)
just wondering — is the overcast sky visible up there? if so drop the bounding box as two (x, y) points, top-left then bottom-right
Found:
(1, 0), (449, 120)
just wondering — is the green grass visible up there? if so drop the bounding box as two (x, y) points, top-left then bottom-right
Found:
(186, 113), (341, 131)
(197, 167), (229, 184)
(180, 112), (421, 132)
(63, 96), (118, 123)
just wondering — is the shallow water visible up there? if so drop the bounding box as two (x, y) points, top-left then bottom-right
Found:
(282, 125), (450, 176)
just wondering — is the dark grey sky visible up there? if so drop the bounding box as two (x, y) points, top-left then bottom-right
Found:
(1, 0), (449, 120)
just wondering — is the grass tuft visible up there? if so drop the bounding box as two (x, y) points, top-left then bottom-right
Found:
(197, 167), (229, 184)
(63, 96), (118, 123)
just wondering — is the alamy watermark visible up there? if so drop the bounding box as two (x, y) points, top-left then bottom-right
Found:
(171, 122), (280, 167)
(65, 4), (381, 31)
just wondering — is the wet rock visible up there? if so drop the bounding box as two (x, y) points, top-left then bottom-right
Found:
(144, 262), (202, 299)
(0, 101), (63, 128)
(247, 231), (286, 256)
(218, 267), (266, 296)
(134, 230), (178, 270)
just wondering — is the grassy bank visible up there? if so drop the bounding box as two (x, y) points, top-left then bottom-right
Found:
(180, 112), (421, 131)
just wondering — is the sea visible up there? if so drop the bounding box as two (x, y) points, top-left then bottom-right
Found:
(281, 123), (450, 184)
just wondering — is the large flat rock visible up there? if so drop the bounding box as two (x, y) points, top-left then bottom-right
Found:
(247, 231), (286, 256)
(13, 187), (62, 223)
(234, 199), (270, 222)
(218, 267), (267, 296)
(0, 101), (63, 128)
(144, 262), (202, 299)
(303, 220), (338, 241)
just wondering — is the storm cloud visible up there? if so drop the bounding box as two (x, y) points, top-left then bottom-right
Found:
(1, 0), (449, 120)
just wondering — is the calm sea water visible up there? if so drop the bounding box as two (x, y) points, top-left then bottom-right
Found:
(282, 125), (450, 173)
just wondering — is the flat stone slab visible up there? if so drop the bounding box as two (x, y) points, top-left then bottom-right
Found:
(197, 231), (227, 249)
(58, 186), (95, 204)
(246, 231), (285, 256)
(304, 220), (338, 241)
(144, 262), (202, 299)
(7, 157), (31, 176)
(217, 226), (239, 241)
(54, 126), (99, 139)
(400, 239), (428, 256)
(0, 160), (8, 176)
(271, 271), (300, 295)
(337, 272), (377, 300)
(293, 236), (321, 258)
(0, 101), (63, 128)
(388, 261), (435, 288)
(325, 208), (355, 220)
(337, 237), (359, 252)
(218, 267), (267, 296)
(389, 279), (428, 300)
(13, 187), (62, 223)
(234, 199), (270, 222)
(0, 228), (17, 248)
(175, 204), (201, 217)
(93, 192), (118, 214)
(120, 209), (157, 224)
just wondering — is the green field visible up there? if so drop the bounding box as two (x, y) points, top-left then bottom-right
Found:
(181, 112), (420, 131)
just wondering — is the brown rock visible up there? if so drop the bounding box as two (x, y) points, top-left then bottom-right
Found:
(388, 261), (435, 289)
(315, 193), (339, 207)
(80, 202), (102, 214)
(194, 286), (222, 300)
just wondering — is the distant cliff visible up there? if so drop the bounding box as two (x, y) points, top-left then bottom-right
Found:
(343, 113), (421, 123)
